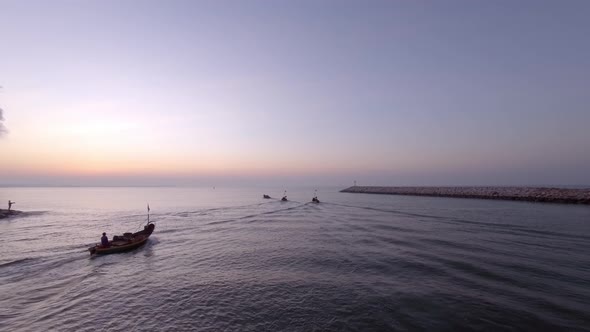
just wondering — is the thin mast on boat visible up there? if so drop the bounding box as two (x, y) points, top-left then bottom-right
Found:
(147, 203), (150, 225)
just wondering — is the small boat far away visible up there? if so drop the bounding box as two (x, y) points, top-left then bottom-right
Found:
(281, 190), (288, 201)
(263, 194), (271, 199)
(88, 205), (155, 256)
(312, 190), (320, 203)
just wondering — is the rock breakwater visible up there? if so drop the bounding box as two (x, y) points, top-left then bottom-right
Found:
(0, 209), (23, 219)
(340, 186), (590, 204)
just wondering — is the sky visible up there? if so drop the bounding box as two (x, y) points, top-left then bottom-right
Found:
(0, 0), (589, 187)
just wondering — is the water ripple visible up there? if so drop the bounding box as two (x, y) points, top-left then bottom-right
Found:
(1, 188), (589, 331)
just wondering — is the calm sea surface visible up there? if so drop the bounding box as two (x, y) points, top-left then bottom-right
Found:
(1, 187), (589, 331)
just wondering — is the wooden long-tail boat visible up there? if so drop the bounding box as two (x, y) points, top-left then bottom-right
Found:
(312, 190), (320, 203)
(88, 206), (155, 256)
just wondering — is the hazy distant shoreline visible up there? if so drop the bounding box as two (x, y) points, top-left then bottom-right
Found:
(341, 186), (590, 204)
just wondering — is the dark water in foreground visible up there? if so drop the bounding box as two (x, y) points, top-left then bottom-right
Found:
(1, 187), (589, 331)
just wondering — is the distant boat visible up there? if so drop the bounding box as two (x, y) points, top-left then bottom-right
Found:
(281, 196), (288, 201)
(263, 194), (271, 199)
(312, 190), (320, 203)
(88, 206), (155, 256)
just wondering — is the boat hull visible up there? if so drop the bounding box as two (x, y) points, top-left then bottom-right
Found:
(89, 223), (155, 256)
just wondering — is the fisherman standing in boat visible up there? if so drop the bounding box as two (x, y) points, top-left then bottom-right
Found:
(8, 200), (15, 210)
(101, 232), (109, 247)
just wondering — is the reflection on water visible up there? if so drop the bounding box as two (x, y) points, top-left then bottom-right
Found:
(1, 187), (589, 331)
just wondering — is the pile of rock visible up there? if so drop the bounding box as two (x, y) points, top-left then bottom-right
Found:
(0, 209), (23, 219)
(340, 186), (590, 204)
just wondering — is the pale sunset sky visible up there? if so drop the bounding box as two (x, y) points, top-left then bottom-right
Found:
(1, 1), (589, 186)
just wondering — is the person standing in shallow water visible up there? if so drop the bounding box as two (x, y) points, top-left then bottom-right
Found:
(8, 200), (15, 210)
(101, 232), (109, 247)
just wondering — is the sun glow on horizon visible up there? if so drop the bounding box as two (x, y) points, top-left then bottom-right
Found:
(1, 1), (590, 186)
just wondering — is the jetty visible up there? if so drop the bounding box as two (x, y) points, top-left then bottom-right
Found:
(340, 186), (590, 205)
(0, 209), (23, 219)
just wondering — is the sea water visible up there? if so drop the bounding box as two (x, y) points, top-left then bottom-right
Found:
(1, 187), (589, 331)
